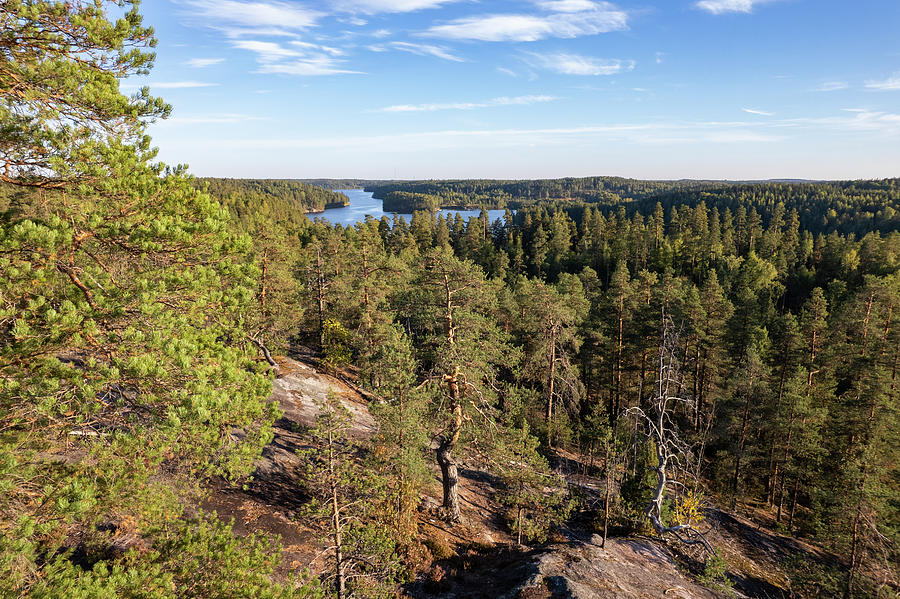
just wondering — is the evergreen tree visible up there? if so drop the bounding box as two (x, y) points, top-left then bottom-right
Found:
(410, 248), (515, 521)
(496, 424), (571, 545)
(298, 396), (401, 599)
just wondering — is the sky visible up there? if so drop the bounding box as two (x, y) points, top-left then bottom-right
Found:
(133, 0), (900, 180)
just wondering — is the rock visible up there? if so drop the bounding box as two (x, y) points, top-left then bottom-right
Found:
(503, 536), (720, 599)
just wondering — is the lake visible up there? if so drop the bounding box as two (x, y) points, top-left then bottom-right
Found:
(309, 189), (511, 227)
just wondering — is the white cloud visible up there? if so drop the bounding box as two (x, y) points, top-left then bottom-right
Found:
(233, 39), (360, 75)
(497, 67), (519, 77)
(258, 58), (362, 75)
(525, 52), (634, 76)
(219, 26), (298, 38)
(374, 95), (558, 112)
(184, 0), (323, 31)
(233, 40), (301, 61)
(186, 58), (225, 68)
(372, 28), (392, 38)
(865, 73), (900, 91)
(369, 41), (464, 62)
(144, 81), (220, 89)
(813, 81), (849, 92)
(332, 0), (461, 14)
(655, 51), (664, 64)
(694, 0), (777, 14)
(742, 107), (773, 116)
(423, 2), (628, 42)
(291, 40), (344, 56)
(535, 0), (600, 12)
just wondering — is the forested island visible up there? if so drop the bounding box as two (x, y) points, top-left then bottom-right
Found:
(1, 2), (898, 599)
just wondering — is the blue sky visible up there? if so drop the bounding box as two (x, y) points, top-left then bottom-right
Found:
(134, 0), (900, 180)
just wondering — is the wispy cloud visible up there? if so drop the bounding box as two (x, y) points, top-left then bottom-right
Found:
(180, 2), (364, 75)
(423, 1), (628, 42)
(183, 0), (323, 34)
(497, 67), (518, 77)
(233, 40), (300, 61)
(695, 0), (777, 15)
(233, 39), (360, 75)
(535, 0), (601, 12)
(525, 52), (634, 76)
(216, 120), (783, 152)
(332, 0), (462, 14)
(374, 95), (558, 112)
(186, 57), (225, 68)
(211, 108), (900, 155)
(368, 41), (464, 62)
(742, 107), (773, 116)
(784, 109), (900, 135)
(813, 81), (849, 92)
(865, 73), (900, 91)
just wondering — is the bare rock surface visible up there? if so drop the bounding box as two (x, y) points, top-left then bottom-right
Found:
(505, 536), (720, 599)
(252, 358), (377, 480)
(271, 358), (376, 440)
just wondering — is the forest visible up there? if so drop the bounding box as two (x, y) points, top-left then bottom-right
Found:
(197, 178), (350, 219)
(1, 2), (898, 599)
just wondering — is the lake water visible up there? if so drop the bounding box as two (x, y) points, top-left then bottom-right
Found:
(310, 189), (511, 227)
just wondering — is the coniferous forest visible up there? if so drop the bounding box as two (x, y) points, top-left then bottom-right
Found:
(1, 2), (898, 599)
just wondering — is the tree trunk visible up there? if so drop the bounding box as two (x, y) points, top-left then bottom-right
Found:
(731, 385), (753, 511)
(437, 365), (463, 522)
(767, 354), (790, 505)
(602, 442), (611, 549)
(787, 475), (800, 531)
(516, 506), (523, 546)
(546, 321), (557, 447)
(615, 295), (624, 417)
(436, 435), (461, 522)
(316, 247), (326, 348)
(328, 428), (346, 599)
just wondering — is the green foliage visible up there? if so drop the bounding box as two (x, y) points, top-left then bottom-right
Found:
(368, 326), (430, 541)
(0, 0), (170, 187)
(783, 555), (845, 599)
(12, 514), (319, 599)
(496, 424), (573, 544)
(200, 178), (349, 223)
(698, 550), (733, 595)
(0, 2), (289, 595)
(297, 396), (403, 598)
(321, 318), (352, 370)
(619, 441), (658, 532)
(423, 537), (455, 561)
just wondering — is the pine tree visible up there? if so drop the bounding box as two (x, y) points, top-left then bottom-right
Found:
(0, 2), (294, 594)
(298, 396), (401, 599)
(368, 326), (429, 541)
(410, 248), (516, 521)
(0, 0), (170, 187)
(496, 424), (571, 545)
(515, 276), (587, 446)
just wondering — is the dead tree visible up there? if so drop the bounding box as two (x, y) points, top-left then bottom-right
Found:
(626, 315), (714, 555)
